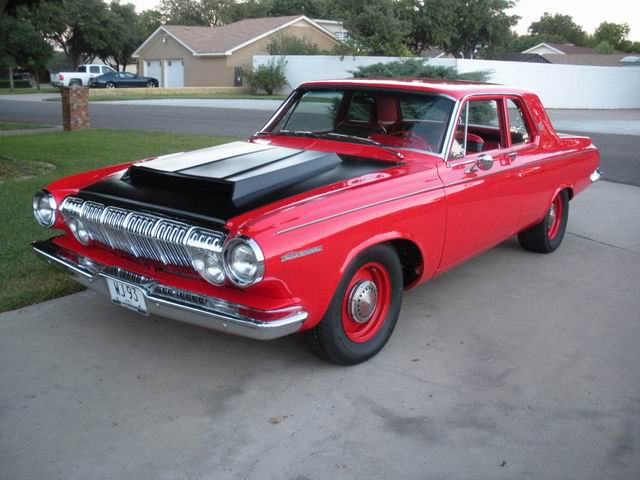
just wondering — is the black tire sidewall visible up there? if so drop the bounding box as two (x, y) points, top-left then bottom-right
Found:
(544, 190), (570, 251)
(318, 244), (403, 365)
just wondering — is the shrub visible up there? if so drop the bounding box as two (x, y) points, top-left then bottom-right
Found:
(267, 34), (321, 55)
(0, 79), (33, 89)
(242, 58), (288, 95)
(352, 59), (491, 82)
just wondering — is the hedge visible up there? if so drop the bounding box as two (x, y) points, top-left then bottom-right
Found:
(0, 80), (33, 89)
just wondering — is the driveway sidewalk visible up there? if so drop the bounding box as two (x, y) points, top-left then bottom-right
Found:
(1, 180), (639, 480)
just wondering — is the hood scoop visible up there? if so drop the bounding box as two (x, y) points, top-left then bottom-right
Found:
(125, 142), (341, 207)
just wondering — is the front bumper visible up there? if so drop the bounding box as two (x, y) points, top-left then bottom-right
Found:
(32, 239), (306, 340)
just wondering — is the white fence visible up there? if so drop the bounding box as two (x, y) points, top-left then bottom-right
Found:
(253, 55), (640, 109)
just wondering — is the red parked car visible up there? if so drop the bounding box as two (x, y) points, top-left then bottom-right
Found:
(32, 79), (601, 364)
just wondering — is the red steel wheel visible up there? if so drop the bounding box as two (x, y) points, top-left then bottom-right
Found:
(341, 261), (392, 343)
(518, 189), (569, 253)
(304, 244), (403, 365)
(547, 194), (563, 240)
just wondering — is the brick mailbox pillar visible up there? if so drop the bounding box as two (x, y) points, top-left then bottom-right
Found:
(61, 86), (90, 131)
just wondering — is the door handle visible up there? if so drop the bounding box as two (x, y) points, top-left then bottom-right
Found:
(508, 152), (517, 161)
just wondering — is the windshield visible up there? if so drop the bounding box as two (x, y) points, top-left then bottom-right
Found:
(265, 88), (455, 154)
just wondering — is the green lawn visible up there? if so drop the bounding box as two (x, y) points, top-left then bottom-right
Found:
(0, 121), (52, 131)
(0, 87), (59, 94)
(88, 93), (286, 102)
(0, 128), (236, 313)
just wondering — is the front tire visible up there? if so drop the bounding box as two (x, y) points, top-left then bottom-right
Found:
(304, 244), (403, 365)
(518, 189), (569, 253)
(146, 81), (156, 88)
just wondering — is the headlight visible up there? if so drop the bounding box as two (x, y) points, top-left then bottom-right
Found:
(67, 217), (91, 245)
(32, 191), (57, 227)
(191, 250), (225, 285)
(223, 237), (264, 287)
(186, 228), (225, 286)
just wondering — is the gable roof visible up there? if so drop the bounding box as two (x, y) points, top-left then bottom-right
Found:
(133, 15), (337, 58)
(543, 53), (631, 67)
(522, 42), (596, 55)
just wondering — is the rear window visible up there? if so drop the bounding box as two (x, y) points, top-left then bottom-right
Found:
(77, 66), (86, 72)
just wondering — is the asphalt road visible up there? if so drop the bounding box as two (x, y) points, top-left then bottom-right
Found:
(0, 98), (638, 186)
(2, 181), (639, 480)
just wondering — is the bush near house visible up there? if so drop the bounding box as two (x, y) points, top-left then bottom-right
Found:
(352, 59), (491, 82)
(0, 80), (33, 89)
(242, 58), (288, 95)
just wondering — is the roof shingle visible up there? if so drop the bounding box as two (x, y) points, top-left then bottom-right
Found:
(163, 15), (312, 54)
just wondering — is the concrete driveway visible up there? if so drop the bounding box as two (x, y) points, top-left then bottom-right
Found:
(1, 181), (639, 480)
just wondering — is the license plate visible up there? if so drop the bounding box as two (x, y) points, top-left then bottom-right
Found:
(106, 278), (148, 314)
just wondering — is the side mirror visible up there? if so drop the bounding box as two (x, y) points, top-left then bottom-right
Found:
(464, 153), (494, 173)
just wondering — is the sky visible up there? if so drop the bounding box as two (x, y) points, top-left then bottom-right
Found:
(129, 0), (640, 41)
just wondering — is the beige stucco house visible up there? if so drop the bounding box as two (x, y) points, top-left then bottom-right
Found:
(132, 15), (339, 88)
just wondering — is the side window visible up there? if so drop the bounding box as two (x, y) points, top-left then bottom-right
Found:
(89, 66), (100, 73)
(507, 98), (533, 145)
(346, 94), (376, 122)
(451, 99), (503, 157)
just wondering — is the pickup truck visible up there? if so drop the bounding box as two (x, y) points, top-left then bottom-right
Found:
(50, 64), (116, 87)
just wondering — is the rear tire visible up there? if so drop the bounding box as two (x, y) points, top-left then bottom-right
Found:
(304, 244), (403, 365)
(105, 82), (116, 89)
(69, 79), (82, 86)
(518, 189), (569, 253)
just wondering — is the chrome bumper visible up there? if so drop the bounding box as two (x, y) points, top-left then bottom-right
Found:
(32, 239), (306, 340)
(590, 168), (602, 183)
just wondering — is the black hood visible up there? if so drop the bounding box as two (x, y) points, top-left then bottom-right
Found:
(78, 141), (397, 225)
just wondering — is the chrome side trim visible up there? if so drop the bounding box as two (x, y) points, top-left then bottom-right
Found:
(590, 168), (602, 183)
(276, 185), (443, 235)
(32, 239), (306, 341)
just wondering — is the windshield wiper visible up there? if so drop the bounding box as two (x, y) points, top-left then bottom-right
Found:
(255, 130), (319, 139)
(316, 133), (404, 160)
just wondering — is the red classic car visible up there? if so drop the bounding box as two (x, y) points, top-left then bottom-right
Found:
(32, 79), (601, 364)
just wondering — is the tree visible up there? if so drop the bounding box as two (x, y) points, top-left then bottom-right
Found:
(28, 0), (111, 68)
(398, 0), (457, 55)
(0, 14), (52, 88)
(96, 2), (144, 71)
(442, 0), (519, 58)
(160, 0), (234, 26)
(341, 0), (412, 56)
(267, 34), (321, 55)
(137, 9), (163, 38)
(352, 58), (491, 82)
(593, 22), (630, 51)
(528, 12), (587, 46)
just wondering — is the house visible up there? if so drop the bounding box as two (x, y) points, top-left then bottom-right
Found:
(132, 15), (339, 88)
(522, 42), (597, 55)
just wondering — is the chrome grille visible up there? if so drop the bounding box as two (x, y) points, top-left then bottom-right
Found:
(60, 196), (225, 267)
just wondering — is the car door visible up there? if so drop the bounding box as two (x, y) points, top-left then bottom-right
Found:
(436, 95), (523, 271)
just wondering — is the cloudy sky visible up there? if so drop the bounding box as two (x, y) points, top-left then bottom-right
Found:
(129, 0), (640, 41)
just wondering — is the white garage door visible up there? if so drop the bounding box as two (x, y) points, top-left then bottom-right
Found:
(164, 59), (184, 88)
(144, 60), (161, 84)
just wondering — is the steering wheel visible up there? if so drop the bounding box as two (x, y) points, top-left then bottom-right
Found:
(389, 130), (431, 151)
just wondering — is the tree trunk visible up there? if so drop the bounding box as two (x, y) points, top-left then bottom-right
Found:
(8, 66), (14, 91)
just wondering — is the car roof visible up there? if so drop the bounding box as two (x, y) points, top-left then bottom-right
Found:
(298, 78), (532, 100)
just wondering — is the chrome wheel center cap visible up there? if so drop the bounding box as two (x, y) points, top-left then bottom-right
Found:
(547, 203), (556, 228)
(348, 280), (378, 323)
